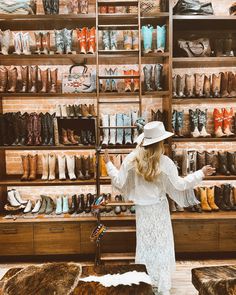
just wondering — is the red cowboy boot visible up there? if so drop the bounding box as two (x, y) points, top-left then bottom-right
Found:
(213, 108), (225, 138)
(223, 107), (234, 137)
(87, 27), (96, 54)
(124, 69), (132, 92)
(77, 27), (87, 54)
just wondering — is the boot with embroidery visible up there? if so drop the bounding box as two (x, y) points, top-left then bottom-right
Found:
(79, 0), (88, 14)
(156, 25), (166, 53)
(218, 151), (231, 176)
(203, 74), (211, 97)
(41, 32), (50, 55)
(124, 69), (132, 92)
(222, 107), (234, 137)
(198, 109), (211, 137)
(123, 30), (132, 50)
(154, 64), (163, 91)
(220, 72), (229, 97)
(189, 109), (201, 137)
(212, 73), (221, 98)
(142, 25), (153, 53)
(101, 114), (109, 146)
(228, 72), (236, 97)
(13, 32), (22, 55)
(176, 110), (184, 137)
(34, 32), (42, 54)
(0, 67), (8, 92)
(195, 73), (204, 97)
(42, 0), (51, 14)
(29, 66), (38, 93)
(49, 68), (58, 93)
(110, 30), (118, 50)
(172, 75), (177, 97)
(132, 30), (139, 50)
(0, 30), (11, 55)
(8, 67), (18, 93)
(185, 74), (194, 97)
(20, 66), (28, 93)
(207, 186), (219, 211)
(213, 108), (225, 137)
(102, 30), (110, 50)
(143, 65), (153, 92)
(22, 32), (31, 55)
(176, 74), (185, 97)
(54, 30), (64, 54)
(87, 27), (96, 54)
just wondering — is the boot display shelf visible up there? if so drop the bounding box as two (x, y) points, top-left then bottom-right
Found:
(0, 0), (235, 260)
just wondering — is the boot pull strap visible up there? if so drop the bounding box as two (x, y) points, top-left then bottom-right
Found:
(69, 64), (88, 75)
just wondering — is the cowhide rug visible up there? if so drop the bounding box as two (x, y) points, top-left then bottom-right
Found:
(0, 263), (82, 295)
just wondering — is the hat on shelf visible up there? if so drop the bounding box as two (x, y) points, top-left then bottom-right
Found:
(135, 121), (173, 147)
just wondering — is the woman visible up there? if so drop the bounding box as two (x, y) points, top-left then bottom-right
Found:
(104, 121), (215, 295)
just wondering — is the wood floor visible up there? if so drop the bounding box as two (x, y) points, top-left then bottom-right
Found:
(0, 259), (236, 294)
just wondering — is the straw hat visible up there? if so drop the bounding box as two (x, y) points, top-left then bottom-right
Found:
(135, 121), (173, 147)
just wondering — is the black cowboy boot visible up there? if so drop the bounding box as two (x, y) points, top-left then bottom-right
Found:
(19, 113), (28, 145)
(154, 64), (163, 91)
(214, 186), (231, 211)
(0, 114), (7, 145)
(218, 152), (231, 176)
(77, 194), (85, 214)
(42, 0), (51, 14)
(222, 184), (236, 210)
(6, 113), (15, 145)
(40, 113), (48, 145)
(46, 113), (54, 145)
(69, 195), (78, 214)
(176, 110), (184, 137)
(84, 194), (91, 213)
(227, 152), (236, 175)
(12, 112), (21, 145)
(50, 0), (59, 14)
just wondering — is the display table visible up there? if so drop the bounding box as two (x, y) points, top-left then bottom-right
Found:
(0, 263), (153, 295)
(192, 265), (236, 295)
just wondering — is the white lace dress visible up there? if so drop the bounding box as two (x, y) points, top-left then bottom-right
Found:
(106, 150), (204, 294)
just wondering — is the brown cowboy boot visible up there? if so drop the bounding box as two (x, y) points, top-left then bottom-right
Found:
(89, 155), (95, 178)
(89, 104), (96, 117)
(185, 74), (194, 97)
(61, 128), (71, 145)
(49, 68), (58, 93)
(83, 156), (91, 179)
(67, 129), (78, 144)
(197, 151), (206, 170)
(21, 154), (30, 181)
(195, 73), (204, 97)
(207, 187), (219, 211)
(203, 75), (211, 97)
(81, 104), (90, 117)
(76, 155), (84, 179)
(8, 66), (18, 93)
(34, 32), (42, 54)
(29, 66), (38, 93)
(33, 113), (42, 145)
(0, 66), (8, 92)
(20, 66), (28, 93)
(39, 68), (48, 93)
(212, 73), (221, 97)
(124, 69), (132, 92)
(220, 72), (229, 97)
(228, 72), (236, 97)
(41, 32), (50, 55)
(26, 114), (34, 145)
(28, 154), (38, 180)
(176, 74), (185, 97)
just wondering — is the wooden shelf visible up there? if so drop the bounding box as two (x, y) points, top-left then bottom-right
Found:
(173, 57), (236, 68)
(172, 97), (236, 104)
(0, 145), (96, 150)
(106, 226), (136, 233)
(98, 14), (138, 24)
(0, 14), (96, 21)
(171, 212), (236, 221)
(173, 137), (236, 142)
(142, 52), (169, 58)
(141, 12), (169, 19)
(0, 93), (97, 98)
(204, 175), (236, 180)
(0, 178), (96, 186)
(173, 15), (236, 20)
(98, 49), (139, 55)
(97, 0), (138, 6)
(142, 90), (170, 97)
(100, 252), (135, 261)
(98, 24), (139, 30)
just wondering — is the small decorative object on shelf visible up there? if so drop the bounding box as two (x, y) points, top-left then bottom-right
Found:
(178, 38), (211, 57)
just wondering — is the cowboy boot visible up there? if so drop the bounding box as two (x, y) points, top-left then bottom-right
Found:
(12, 112), (20, 145)
(195, 73), (204, 97)
(77, 27), (87, 54)
(89, 155), (95, 178)
(55, 196), (62, 214)
(21, 155), (30, 181)
(189, 109), (200, 137)
(48, 153), (56, 180)
(29, 66), (38, 93)
(8, 67), (18, 93)
(81, 130), (89, 145)
(110, 68), (118, 92)
(89, 104), (96, 117)
(143, 65), (153, 92)
(172, 75), (177, 97)
(133, 70), (140, 92)
(81, 104), (90, 118)
(50, 0), (59, 14)
(19, 112), (28, 145)
(54, 30), (64, 54)
(110, 30), (118, 50)
(104, 68), (111, 92)
(49, 68), (58, 93)
(47, 113), (54, 145)
(108, 114), (116, 145)
(132, 30), (139, 50)
(101, 114), (109, 146)
(100, 155), (108, 177)
(66, 155), (76, 180)
(156, 25), (166, 53)
(198, 109), (211, 137)
(76, 156), (84, 179)
(116, 113), (124, 145)
(123, 30), (132, 50)
(142, 25), (153, 53)
(29, 154), (37, 180)
(124, 69), (132, 92)
(223, 184), (236, 209)
(61, 128), (71, 145)
(41, 32), (50, 55)
(223, 107), (234, 137)
(42, 0), (51, 14)
(203, 75), (211, 97)
(69, 195), (78, 214)
(108, 6), (115, 13)
(57, 154), (66, 180)
(0, 67), (8, 92)
(197, 151), (206, 170)
(67, 129), (78, 144)
(41, 154), (49, 180)
(213, 108), (225, 137)
(185, 74), (194, 97)
(212, 73), (221, 97)
(228, 72), (236, 97)
(131, 110), (139, 142)
(206, 151), (218, 175)
(26, 114), (34, 145)
(20, 66), (28, 93)
(154, 64), (163, 91)
(199, 187), (212, 212)
(102, 30), (110, 50)
(224, 37), (233, 57)
(207, 187), (219, 211)
(176, 111), (184, 137)
(220, 72), (229, 97)
(34, 113), (42, 145)
(39, 68), (48, 93)
(215, 186), (231, 211)
(13, 32), (22, 55)
(83, 156), (90, 179)
(214, 39), (223, 57)
(82, 69), (96, 92)
(62, 196), (69, 213)
(34, 32), (42, 54)
(227, 152), (236, 175)
(87, 27), (96, 54)
(63, 28), (73, 54)
(218, 151), (231, 176)
(100, 6), (108, 13)
(176, 74), (185, 97)
(68, 0), (79, 14)
(124, 113), (132, 144)
(79, 0), (88, 14)
(22, 32), (31, 55)
(172, 110), (177, 135)
(40, 113), (48, 145)
(1, 30), (11, 55)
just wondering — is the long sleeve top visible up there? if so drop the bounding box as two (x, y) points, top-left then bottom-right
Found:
(106, 151), (204, 206)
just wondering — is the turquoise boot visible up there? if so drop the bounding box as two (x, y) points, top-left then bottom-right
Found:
(62, 195), (69, 214)
(142, 25), (153, 54)
(55, 196), (62, 215)
(156, 25), (166, 53)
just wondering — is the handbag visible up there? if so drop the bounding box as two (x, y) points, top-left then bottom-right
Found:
(140, 0), (166, 15)
(62, 64), (94, 93)
(0, 0), (36, 14)
(178, 38), (211, 57)
(173, 0), (214, 15)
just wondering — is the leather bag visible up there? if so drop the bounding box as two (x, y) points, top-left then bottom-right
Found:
(62, 64), (91, 93)
(178, 38), (211, 57)
(173, 0), (214, 15)
(140, 0), (166, 14)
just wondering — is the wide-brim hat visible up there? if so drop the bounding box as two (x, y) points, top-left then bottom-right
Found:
(135, 121), (174, 147)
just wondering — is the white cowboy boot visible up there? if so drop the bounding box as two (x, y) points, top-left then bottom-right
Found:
(66, 155), (76, 180)
(41, 154), (49, 180)
(58, 154), (66, 180)
(14, 190), (27, 205)
(7, 190), (21, 207)
(23, 200), (32, 213)
(32, 199), (41, 213)
(22, 32), (31, 55)
(49, 153), (56, 180)
(13, 32), (22, 55)
(101, 114), (109, 146)
(109, 114), (116, 145)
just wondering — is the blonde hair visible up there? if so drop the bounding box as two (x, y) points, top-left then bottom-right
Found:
(135, 141), (165, 182)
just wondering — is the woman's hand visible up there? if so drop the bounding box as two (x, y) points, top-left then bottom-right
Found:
(104, 149), (110, 164)
(202, 165), (216, 176)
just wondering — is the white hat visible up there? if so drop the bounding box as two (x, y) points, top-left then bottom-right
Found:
(135, 121), (173, 147)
